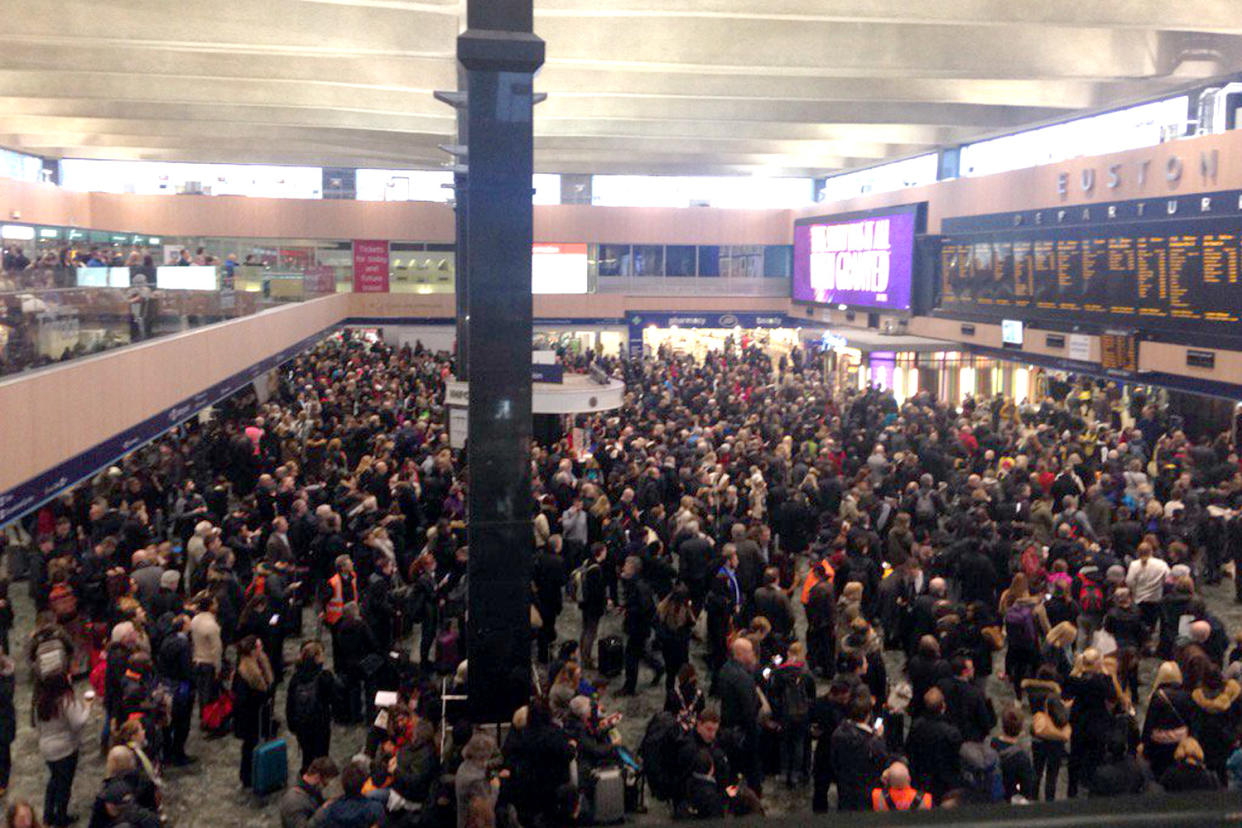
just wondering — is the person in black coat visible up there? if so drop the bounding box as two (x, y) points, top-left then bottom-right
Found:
(753, 568), (794, 641)
(285, 641), (336, 774)
(675, 749), (726, 820)
(619, 555), (661, 694)
(1063, 649), (1120, 798)
(957, 543), (998, 608)
(654, 585), (695, 694)
(532, 537), (567, 664)
(804, 574), (836, 678)
(906, 636), (950, 719)
(665, 664), (706, 722)
(362, 555), (398, 656)
(935, 655), (995, 743)
(333, 604), (378, 724)
(237, 593), (285, 685)
(829, 690), (888, 811)
(0, 655), (13, 795)
(1089, 731), (1153, 797)
(811, 678), (851, 812)
(577, 543), (608, 670)
(677, 525), (715, 611)
(904, 687), (963, 802)
(155, 614), (195, 766)
(716, 637), (762, 793)
(232, 636), (274, 788)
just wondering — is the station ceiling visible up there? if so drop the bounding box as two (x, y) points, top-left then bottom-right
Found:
(3, 0), (1242, 176)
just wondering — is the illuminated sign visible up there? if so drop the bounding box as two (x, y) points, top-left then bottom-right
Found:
(793, 208), (917, 310)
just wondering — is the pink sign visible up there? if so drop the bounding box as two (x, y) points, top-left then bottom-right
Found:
(352, 240), (390, 293)
(303, 265), (336, 294)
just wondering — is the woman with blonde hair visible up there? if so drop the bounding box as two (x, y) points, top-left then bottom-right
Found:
(1063, 647), (1119, 798)
(1141, 661), (1193, 779)
(1159, 737), (1219, 792)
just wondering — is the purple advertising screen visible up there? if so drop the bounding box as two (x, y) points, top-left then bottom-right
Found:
(793, 209), (916, 310)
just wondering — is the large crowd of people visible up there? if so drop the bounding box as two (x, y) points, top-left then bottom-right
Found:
(1, 329), (1241, 828)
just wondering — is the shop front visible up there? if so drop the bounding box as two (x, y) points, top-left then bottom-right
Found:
(626, 310), (801, 362)
(815, 329), (956, 403)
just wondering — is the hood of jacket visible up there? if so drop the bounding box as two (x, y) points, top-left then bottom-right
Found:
(238, 651), (274, 692)
(1192, 679), (1240, 715)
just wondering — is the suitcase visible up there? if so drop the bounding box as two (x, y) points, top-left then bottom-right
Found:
(598, 635), (623, 678)
(592, 766), (625, 824)
(252, 738), (288, 795)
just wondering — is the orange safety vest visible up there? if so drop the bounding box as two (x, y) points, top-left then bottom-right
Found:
(871, 786), (931, 811)
(801, 561), (834, 605)
(324, 571), (356, 626)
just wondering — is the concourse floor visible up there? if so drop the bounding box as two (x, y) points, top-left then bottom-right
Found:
(4, 563), (1240, 825)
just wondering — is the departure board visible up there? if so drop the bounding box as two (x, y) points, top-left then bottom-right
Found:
(1100, 333), (1138, 373)
(939, 214), (1242, 335)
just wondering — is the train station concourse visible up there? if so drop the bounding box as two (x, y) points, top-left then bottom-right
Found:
(5, 2), (1242, 827)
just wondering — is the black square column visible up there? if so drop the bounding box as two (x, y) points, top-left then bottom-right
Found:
(457, 9), (544, 723)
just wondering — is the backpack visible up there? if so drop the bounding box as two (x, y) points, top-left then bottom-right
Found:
(1004, 602), (1039, 651)
(639, 712), (686, 801)
(34, 636), (68, 680)
(567, 562), (593, 603)
(779, 670), (810, 724)
(960, 741), (1004, 802)
(1078, 574), (1105, 615)
(288, 673), (321, 730)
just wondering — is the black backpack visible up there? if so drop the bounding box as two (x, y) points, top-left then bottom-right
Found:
(639, 712), (687, 801)
(779, 671), (810, 724)
(288, 673), (321, 729)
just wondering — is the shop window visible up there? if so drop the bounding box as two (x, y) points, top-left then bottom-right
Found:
(763, 245), (792, 278)
(596, 244), (631, 277)
(666, 245), (696, 277)
(633, 245), (664, 276)
(723, 246), (763, 278)
(698, 246), (721, 277)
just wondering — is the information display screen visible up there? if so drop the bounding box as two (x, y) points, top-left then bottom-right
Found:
(1100, 333), (1139, 373)
(155, 265), (218, 291)
(532, 243), (588, 294)
(794, 207), (918, 310)
(939, 215), (1242, 335)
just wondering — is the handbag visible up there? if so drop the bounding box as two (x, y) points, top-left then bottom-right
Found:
(1150, 690), (1190, 745)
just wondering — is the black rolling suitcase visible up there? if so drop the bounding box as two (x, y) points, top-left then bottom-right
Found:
(598, 635), (624, 677)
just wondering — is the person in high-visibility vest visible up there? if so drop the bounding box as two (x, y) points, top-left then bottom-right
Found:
(801, 558), (834, 605)
(323, 555), (358, 628)
(871, 761), (932, 811)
